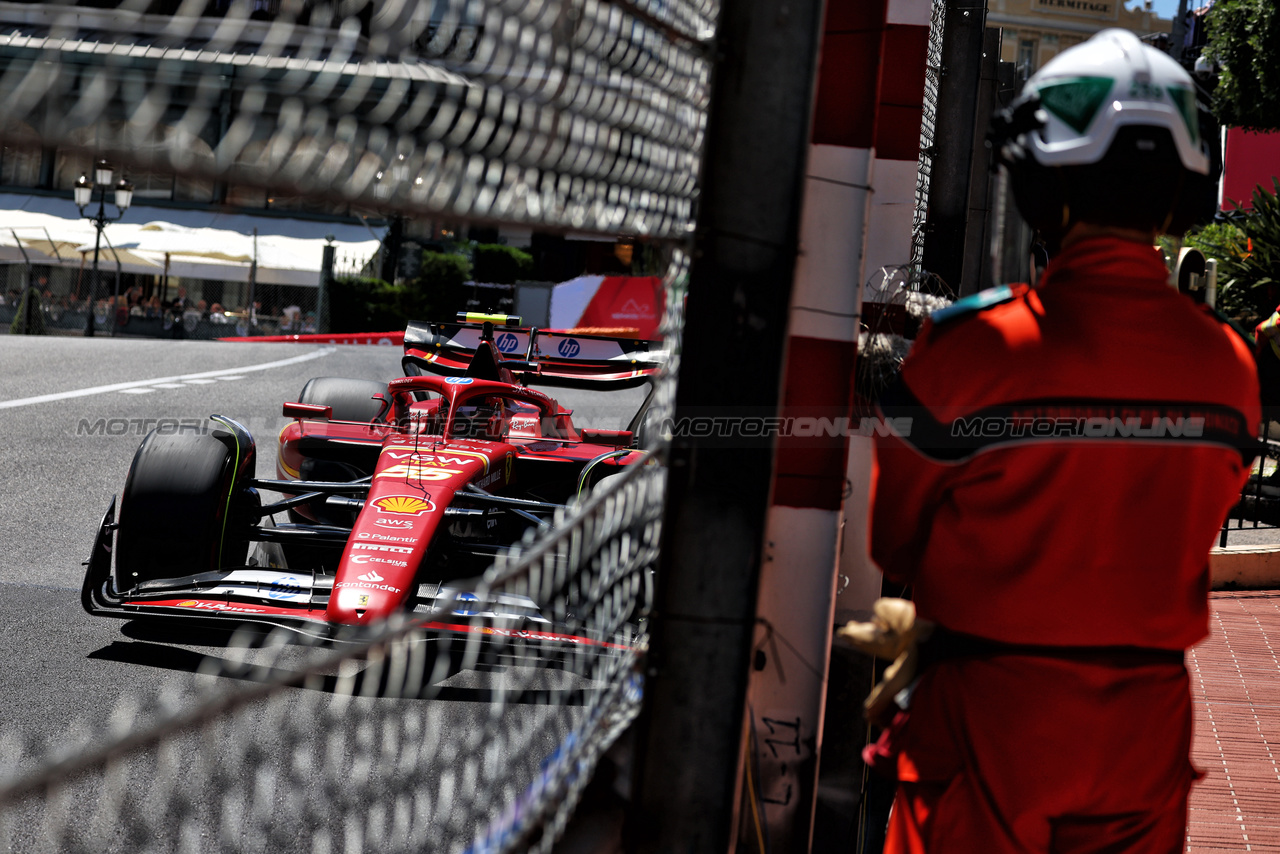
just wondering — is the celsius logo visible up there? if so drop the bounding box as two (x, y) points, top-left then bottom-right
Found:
(557, 338), (581, 358)
(358, 570), (385, 582)
(496, 332), (519, 352)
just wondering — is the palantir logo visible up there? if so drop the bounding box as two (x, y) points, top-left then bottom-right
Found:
(557, 338), (581, 358)
(496, 332), (519, 352)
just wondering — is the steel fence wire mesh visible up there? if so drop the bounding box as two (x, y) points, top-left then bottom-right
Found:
(0, 0), (706, 848)
(0, 458), (665, 854)
(0, 0), (714, 239)
(909, 0), (945, 273)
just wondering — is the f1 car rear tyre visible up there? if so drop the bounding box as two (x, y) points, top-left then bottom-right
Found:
(115, 429), (256, 591)
(298, 377), (386, 422)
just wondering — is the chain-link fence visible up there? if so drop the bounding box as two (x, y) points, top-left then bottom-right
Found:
(0, 0), (712, 339)
(909, 0), (946, 274)
(0, 0), (708, 849)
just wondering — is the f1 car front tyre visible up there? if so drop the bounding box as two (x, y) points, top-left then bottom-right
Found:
(298, 376), (387, 422)
(115, 429), (256, 591)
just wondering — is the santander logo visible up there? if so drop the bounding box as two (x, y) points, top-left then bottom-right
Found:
(358, 570), (385, 582)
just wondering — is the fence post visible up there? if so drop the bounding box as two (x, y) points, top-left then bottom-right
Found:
(319, 236), (334, 334)
(629, 0), (828, 848)
(920, 0), (988, 294)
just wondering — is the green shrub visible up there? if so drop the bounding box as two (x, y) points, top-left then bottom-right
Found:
(1183, 178), (1280, 323)
(404, 250), (472, 321)
(472, 243), (533, 284)
(329, 250), (477, 330)
(327, 276), (401, 332)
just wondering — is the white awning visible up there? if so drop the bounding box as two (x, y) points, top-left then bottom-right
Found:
(0, 194), (381, 287)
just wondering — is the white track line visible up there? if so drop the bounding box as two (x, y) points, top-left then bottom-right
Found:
(0, 347), (335, 410)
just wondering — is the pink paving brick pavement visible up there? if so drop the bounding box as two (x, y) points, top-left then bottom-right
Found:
(1187, 591), (1280, 852)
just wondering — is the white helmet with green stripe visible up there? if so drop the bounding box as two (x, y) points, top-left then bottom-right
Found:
(996, 28), (1215, 237)
(1026, 29), (1207, 174)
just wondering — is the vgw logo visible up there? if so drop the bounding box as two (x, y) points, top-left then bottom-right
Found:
(557, 338), (581, 358)
(496, 332), (519, 352)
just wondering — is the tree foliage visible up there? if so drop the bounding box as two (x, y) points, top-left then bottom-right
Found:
(1183, 178), (1280, 322)
(1205, 0), (1280, 131)
(409, 250), (472, 319)
(472, 243), (532, 284)
(328, 250), (476, 331)
(327, 276), (400, 332)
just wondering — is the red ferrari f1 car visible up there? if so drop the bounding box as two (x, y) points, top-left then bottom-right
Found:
(81, 314), (664, 642)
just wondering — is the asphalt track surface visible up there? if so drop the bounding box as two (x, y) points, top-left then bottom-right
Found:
(0, 334), (647, 848)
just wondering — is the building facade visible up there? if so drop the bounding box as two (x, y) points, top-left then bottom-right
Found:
(989, 0), (1172, 76)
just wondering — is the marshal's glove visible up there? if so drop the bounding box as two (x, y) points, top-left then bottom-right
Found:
(835, 598), (934, 725)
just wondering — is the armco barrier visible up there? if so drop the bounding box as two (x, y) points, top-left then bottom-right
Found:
(218, 332), (405, 345)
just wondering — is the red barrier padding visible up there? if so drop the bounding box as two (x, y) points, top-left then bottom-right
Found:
(218, 332), (405, 345)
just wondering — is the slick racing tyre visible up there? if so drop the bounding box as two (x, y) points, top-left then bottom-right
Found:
(293, 377), (387, 530)
(115, 428), (256, 591)
(298, 376), (386, 423)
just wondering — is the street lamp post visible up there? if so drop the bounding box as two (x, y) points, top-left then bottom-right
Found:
(75, 160), (134, 337)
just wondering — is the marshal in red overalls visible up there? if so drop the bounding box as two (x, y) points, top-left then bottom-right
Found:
(871, 236), (1259, 852)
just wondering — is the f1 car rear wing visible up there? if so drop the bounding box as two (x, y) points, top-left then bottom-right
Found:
(402, 315), (668, 390)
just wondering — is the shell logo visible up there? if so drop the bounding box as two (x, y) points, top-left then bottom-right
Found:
(177, 600), (197, 607)
(372, 495), (434, 516)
